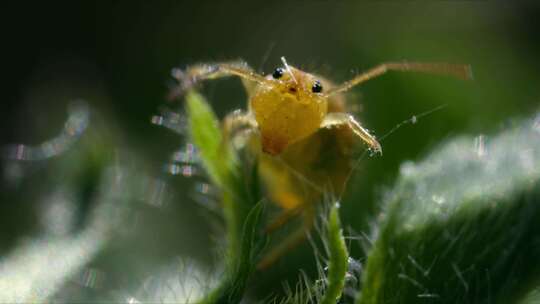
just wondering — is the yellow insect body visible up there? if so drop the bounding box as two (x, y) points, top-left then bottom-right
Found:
(256, 118), (354, 211)
(173, 58), (472, 268)
(251, 66), (328, 155)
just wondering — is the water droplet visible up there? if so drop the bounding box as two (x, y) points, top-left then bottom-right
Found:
(190, 182), (220, 211)
(151, 115), (164, 125)
(181, 165), (195, 177)
(411, 115), (418, 124)
(348, 257), (362, 274)
(196, 182), (211, 194)
(167, 164), (181, 175)
(191, 192), (219, 211)
(186, 143), (196, 153)
(171, 144), (199, 164)
(151, 111), (186, 134)
(2, 101), (89, 161)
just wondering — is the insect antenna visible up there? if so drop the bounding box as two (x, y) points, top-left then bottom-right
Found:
(325, 62), (472, 97)
(281, 56), (298, 84)
(258, 42), (276, 72)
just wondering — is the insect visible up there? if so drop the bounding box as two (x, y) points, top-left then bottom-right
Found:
(172, 57), (472, 269)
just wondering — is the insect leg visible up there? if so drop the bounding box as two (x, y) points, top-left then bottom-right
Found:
(265, 206), (304, 234)
(321, 113), (382, 154)
(221, 110), (258, 151)
(257, 206), (315, 270)
(325, 62), (472, 96)
(169, 61), (268, 99)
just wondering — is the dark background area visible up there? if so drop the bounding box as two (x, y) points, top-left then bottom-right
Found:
(2, 1), (540, 301)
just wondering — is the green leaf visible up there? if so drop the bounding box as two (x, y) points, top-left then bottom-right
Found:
(227, 200), (267, 302)
(186, 90), (264, 304)
(359, 116), (540, 303)
(518, 286), (540, 304)
(186, 90), (236, 189)
(321, 204), (349, 304)
(198, 200), (265, 304)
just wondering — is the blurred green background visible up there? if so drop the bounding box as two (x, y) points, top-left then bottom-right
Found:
(2, 1), (540, 302)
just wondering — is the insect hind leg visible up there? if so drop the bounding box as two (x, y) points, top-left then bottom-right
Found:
(257, 206), (315, 270)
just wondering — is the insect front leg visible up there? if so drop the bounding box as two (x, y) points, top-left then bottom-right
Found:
(321, 113), (382, 154)
(169, 61), (268, 99)
(222, 109), (258, 143)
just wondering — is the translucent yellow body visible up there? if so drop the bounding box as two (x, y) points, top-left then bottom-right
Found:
(251, 67), (328, 155)
(173, 59), (472, 268)
(238, 66), (355, 210)
(255, 102), (354, 210)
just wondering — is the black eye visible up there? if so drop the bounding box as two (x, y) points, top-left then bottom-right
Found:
(312, 80), (323, 93)
(272, 67), (284, 79)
